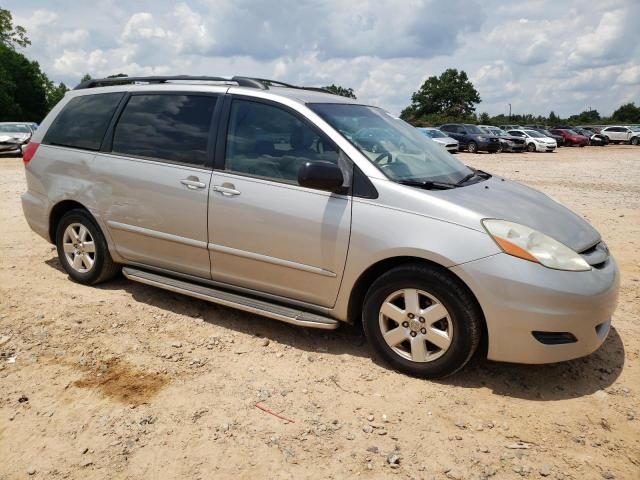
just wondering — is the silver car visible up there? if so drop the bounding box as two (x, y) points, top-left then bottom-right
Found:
(21, 76), (619, 378)
(0, 122), (33, 155)
(415, 127), (459, 153)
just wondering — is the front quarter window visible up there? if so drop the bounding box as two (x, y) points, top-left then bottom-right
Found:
(309, 103), (472, 184)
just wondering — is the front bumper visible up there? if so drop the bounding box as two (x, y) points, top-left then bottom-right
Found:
(535, 142), (556, 152)
(478, 140), (500, 152)
(451, 252), (619, 364)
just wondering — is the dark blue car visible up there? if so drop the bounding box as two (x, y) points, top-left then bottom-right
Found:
(439, 123), (500, 153)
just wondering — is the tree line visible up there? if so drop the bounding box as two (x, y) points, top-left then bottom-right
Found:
(399, 68), (640, 127)
(1, 6), (637, 126)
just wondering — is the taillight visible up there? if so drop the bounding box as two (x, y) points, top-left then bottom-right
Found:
(22, 142), (39, 165)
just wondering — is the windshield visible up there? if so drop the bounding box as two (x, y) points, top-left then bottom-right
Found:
(418, 128), (447, 139)
(524, 129), (546, 138)
(490, 128), (507, 136)
(0, 124), (30, 133)
(309, 104), (472, 183)
(464, 125), (484, 134)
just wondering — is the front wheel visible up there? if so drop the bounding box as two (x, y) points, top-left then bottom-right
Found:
(55, 209), (120, 285)
(527, 142), (536, 152)
(631, 137), (639, 146)
(362, 265), (482, 378)
(467, 141), (478, 153)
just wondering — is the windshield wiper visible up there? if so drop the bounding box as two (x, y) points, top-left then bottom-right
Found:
(456, 168), (492, 186)
(398, 179), (457, 190)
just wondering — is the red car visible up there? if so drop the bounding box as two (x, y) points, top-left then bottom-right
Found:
(549, 128), (589, 147)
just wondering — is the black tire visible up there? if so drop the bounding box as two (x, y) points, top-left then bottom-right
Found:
(467, 141), (478, 153)
(527, 142), (536, 152)
(631, 137), (639, 146)
(55, 209), (120, 285)
(362, 264), (482, 378)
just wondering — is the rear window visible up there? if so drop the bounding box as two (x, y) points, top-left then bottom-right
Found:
(112, 94), (217, 166)
(44, 93), (124, 150)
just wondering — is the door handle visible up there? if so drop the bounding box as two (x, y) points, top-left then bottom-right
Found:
(180, 178), (207, 190)
(213, 184), (241, 196)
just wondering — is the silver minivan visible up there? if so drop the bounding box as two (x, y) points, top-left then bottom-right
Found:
(21, 76), (619, 378)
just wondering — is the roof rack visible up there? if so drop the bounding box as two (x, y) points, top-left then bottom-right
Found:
(73, 75), (336, 95)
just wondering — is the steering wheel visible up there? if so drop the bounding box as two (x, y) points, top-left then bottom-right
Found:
(374, 151), (393, 165)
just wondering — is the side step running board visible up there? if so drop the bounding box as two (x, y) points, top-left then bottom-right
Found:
(122, 267), (339, 330)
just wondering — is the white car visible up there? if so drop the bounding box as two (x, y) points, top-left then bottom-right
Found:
(600, 126), (640, 145)
(508, 129), (557, 152)
(415, 127), (459, 153)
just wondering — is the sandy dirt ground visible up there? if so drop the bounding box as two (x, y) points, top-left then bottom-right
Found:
(1, 145), (639, 480)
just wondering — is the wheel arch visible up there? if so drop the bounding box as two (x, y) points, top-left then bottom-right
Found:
(48, 199), (91, 242)
(346, 256), (488, 355)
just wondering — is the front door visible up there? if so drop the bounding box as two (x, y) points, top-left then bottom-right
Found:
(208, 97), (352, 307)
(95, 92), (220, 278)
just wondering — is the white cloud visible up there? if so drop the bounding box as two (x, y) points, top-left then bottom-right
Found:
(617, 65), (640, 85)
(5, 0), (640, 117)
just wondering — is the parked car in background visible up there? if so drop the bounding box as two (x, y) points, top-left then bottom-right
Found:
(549, 128), (589, 147)
(20, 75), (619, 378)
(508, 129), (557, 152)
(580, 126), (604, 134)
(0, 123), (33, 155)
(571, 127), (607, 146)
(415, 127), (459, 153)
(600, 126), (640, 145)
(478, 125), (525, 152)
(526, 127), (565, 147)
(500, 124), (521, 131)
(439, 123), (500, 153)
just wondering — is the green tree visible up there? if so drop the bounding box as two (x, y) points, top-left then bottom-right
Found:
(44, 79), (69, 111)
(548, 111), (560, 125)
(611, 103), (640, 123)
(80, 73), (92, 83)
(0, 7), (51, 121)
(479, 112), (490, 124)
(322, 84), (357, 99)
(401, 69), (481, 122)
(0, 7), (30, 49)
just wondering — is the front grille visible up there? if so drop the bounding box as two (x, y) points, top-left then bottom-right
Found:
(490, 138), (498, 142)
(446, 143), (457, 148)
(513, 138), (525, 144)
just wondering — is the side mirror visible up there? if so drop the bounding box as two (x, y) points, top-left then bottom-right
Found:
(298, 161), (345, 192)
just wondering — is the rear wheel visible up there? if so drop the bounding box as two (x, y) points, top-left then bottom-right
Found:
(467, 141), (478, 153)
(631, 137), (639, 146)
(527, 142), (536, 152)
(55, 209), (120, 285)
(362, 264), (482, 378)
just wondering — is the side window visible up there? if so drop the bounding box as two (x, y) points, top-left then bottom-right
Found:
(225, 99), (342, 184)
(112, 94), (217, 166)
(44, 93), (124, 150)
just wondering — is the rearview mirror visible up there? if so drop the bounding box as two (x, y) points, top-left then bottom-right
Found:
(298, 161), (345, 192)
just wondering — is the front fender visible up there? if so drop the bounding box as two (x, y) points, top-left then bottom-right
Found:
(330, 198), (501, 320)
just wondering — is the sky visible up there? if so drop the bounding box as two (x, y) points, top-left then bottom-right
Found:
(6, 0), (640, 117)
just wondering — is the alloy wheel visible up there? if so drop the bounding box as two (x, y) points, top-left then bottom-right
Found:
(378, 288), (453, 362)
(62, 223), (96, 273)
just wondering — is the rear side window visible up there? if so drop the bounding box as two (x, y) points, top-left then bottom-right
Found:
(112, 94), (217, 166)
(44, 93), (124, 150)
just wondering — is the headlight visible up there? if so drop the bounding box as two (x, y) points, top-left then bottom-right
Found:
(482, 219), (591, 271)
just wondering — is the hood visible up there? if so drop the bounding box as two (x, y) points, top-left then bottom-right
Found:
(0, 134), (22, 143)
(432, 136), (458, 144)
(436, 177), (600, 252)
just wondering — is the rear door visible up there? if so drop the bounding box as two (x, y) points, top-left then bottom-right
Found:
(208, 97), (352, 307)
(94, 91), (221, 278)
